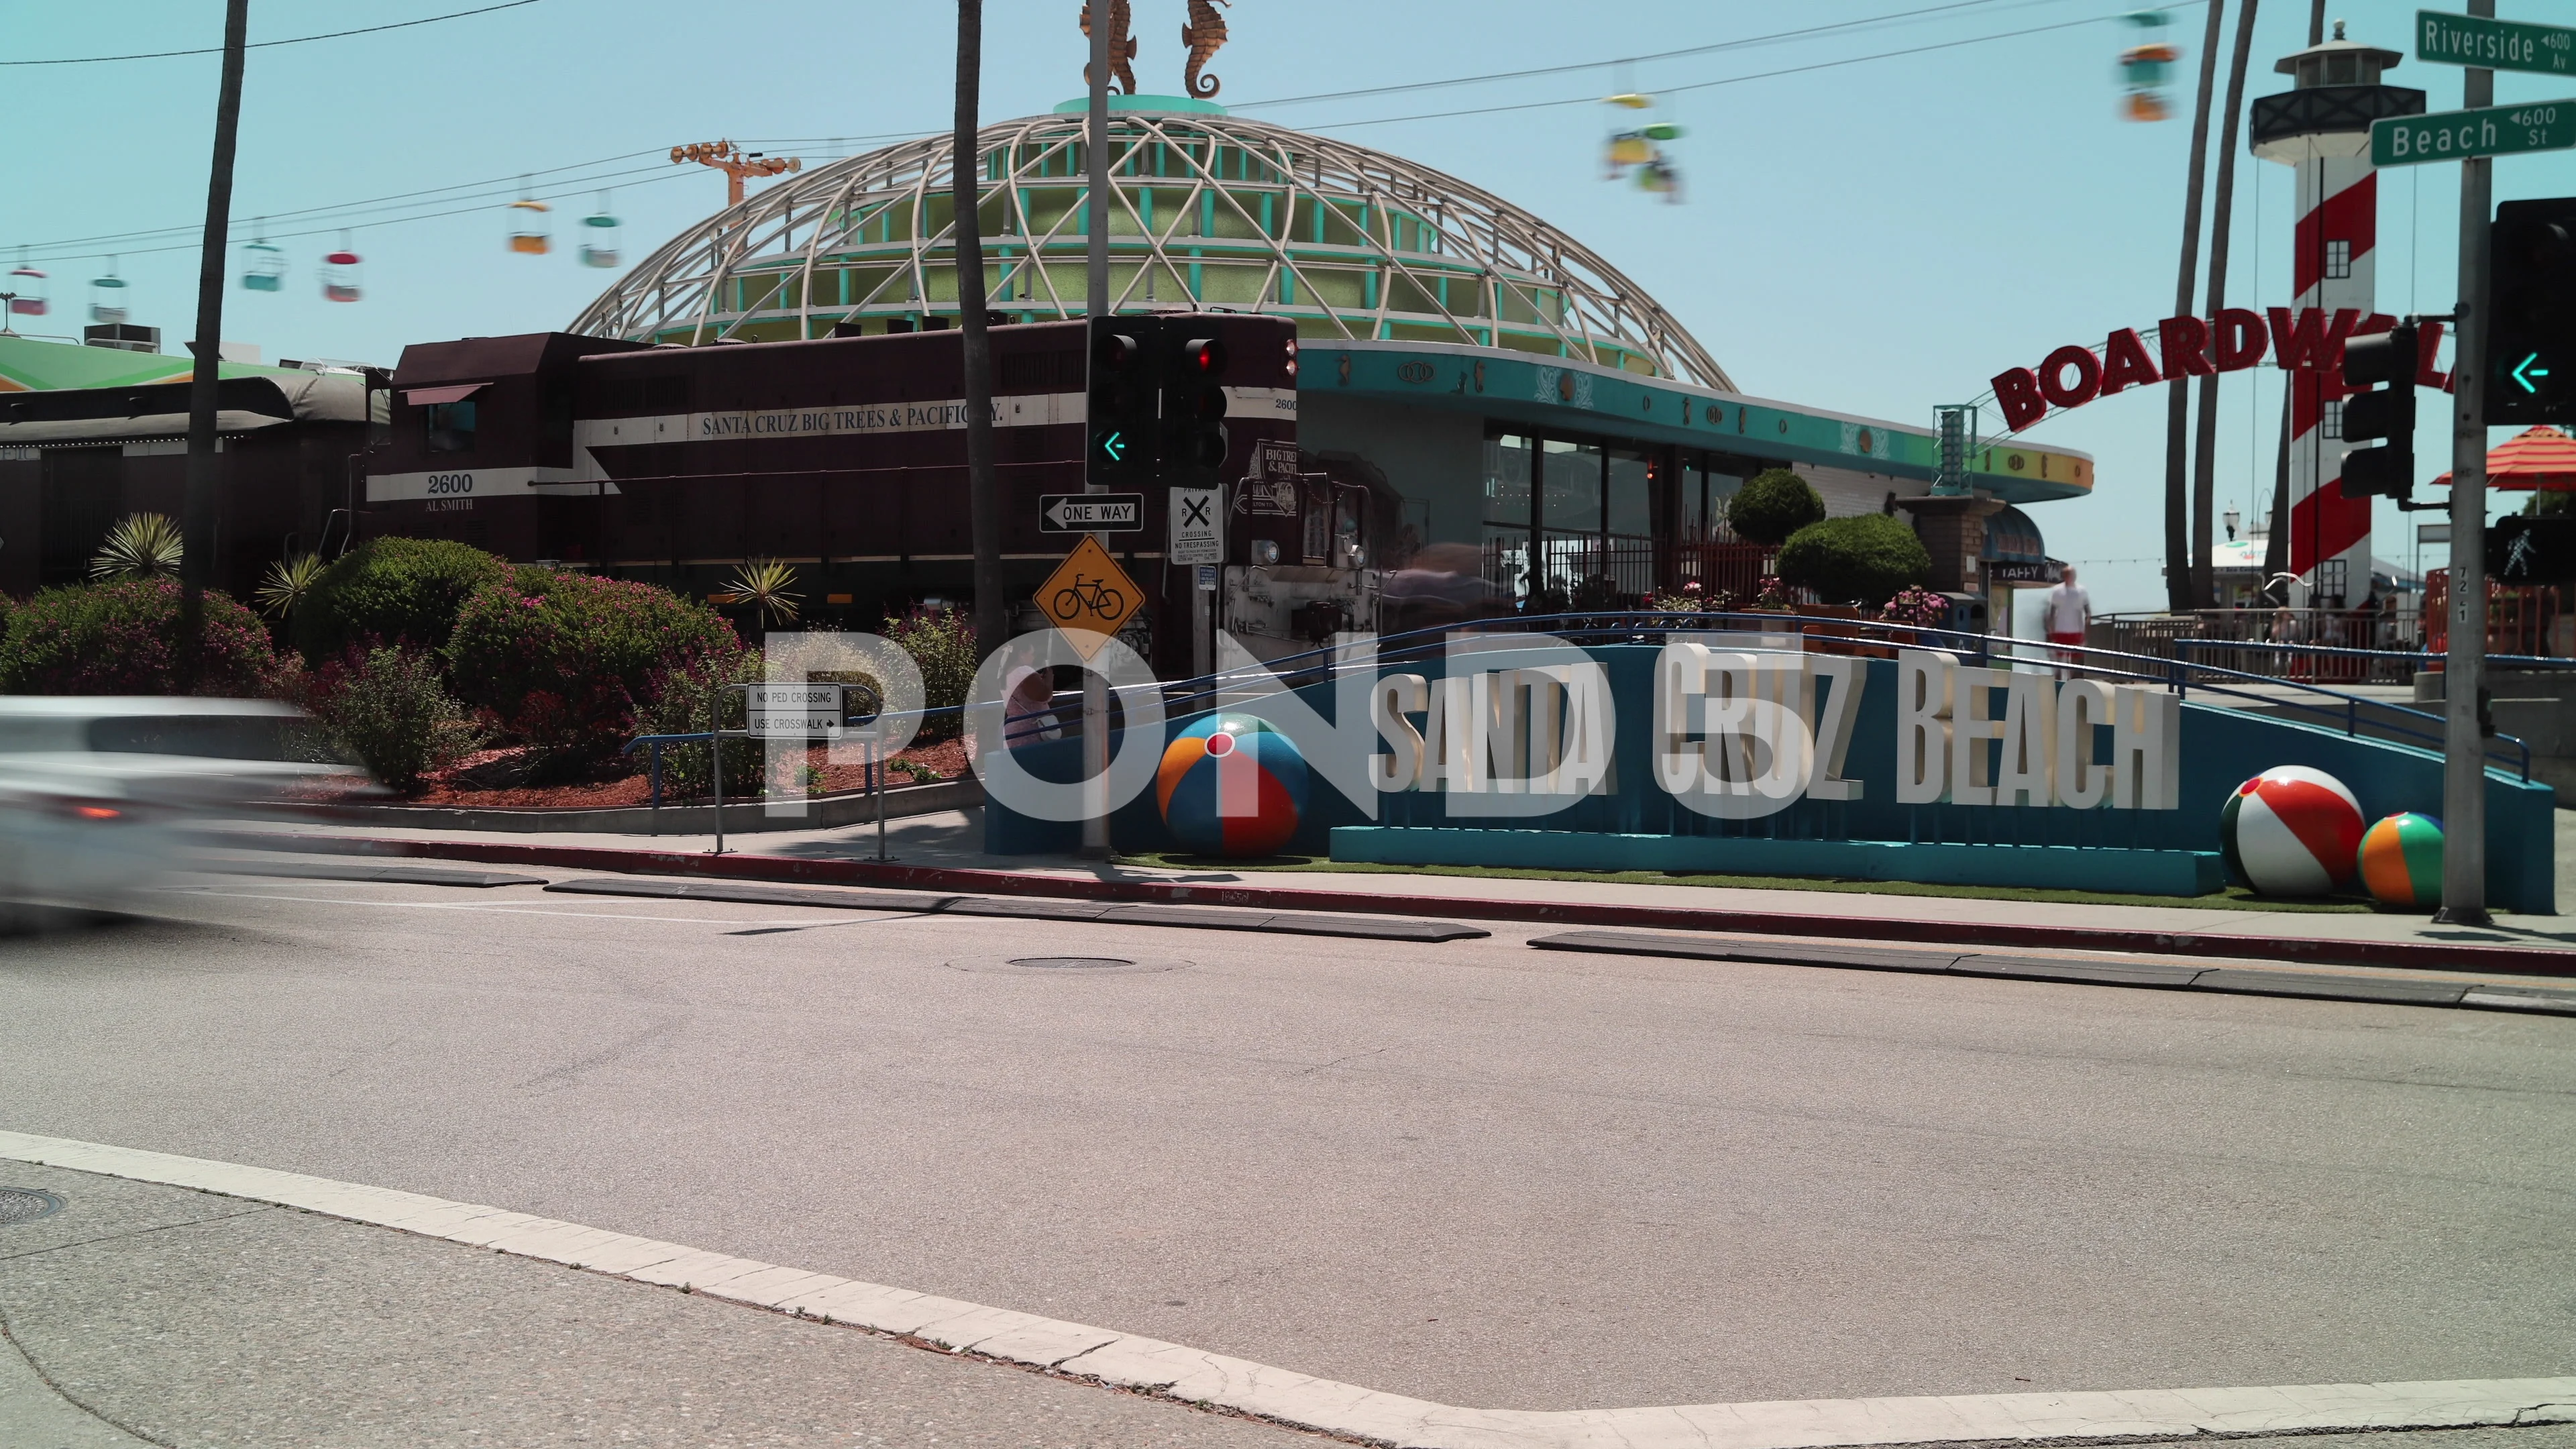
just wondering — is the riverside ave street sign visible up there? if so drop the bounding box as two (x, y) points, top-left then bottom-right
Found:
(747, 684), (845, 739)
(1040, 492), (1144, 534)
(2418, 9), (2576, 78)
(2373, 99), (2576, 164)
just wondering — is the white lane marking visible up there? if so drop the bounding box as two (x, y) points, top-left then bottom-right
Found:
(150, 886), (926, 930)
(0, 1131), (2567, 1449)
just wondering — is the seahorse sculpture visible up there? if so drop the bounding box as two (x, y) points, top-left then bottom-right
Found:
(1079, 1), (1138, 95)
(1181, 0), (1230, 99)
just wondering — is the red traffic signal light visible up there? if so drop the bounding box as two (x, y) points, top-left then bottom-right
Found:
(1094, 330), (1140, 373)
(1179, 337), (1227, 376)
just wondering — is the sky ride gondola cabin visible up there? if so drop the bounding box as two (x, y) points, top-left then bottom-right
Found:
(321, 237), (362, 303)
(89, 265), (129, 325)
(240, 237), (286, 293)
(579, 203), (621, 269)
(5, 263), (46, 317)
(508, 197), (551, 256)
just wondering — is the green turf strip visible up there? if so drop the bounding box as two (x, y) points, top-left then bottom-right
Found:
(1110, 853), (2384, 913)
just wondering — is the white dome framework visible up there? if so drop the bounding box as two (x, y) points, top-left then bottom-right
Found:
(570, 102), (1729, 388)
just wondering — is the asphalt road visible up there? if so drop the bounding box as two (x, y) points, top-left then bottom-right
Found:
(1, 869), (2569, 1415)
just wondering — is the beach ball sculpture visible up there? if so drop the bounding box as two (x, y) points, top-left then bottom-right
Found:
(2220, 766), (2367, 896)
(2357, 812), (2445, 908)
(1156, 714), (1308, 857)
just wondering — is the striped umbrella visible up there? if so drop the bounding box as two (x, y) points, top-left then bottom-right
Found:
(2431, 425), (2576, 490)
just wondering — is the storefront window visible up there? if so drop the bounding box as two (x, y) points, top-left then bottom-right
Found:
(1607, 450), (1652, 539)
(1482, 435), (1535, 599)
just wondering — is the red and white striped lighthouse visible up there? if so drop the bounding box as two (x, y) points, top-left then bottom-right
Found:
(2251, 25), (2418, 606)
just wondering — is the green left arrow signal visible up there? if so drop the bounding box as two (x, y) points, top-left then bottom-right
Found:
(2513, 353), (2553, 394)
(1099, 430), (1127, 462)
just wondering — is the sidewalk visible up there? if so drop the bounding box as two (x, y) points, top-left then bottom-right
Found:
(213, 806), (2576, 972)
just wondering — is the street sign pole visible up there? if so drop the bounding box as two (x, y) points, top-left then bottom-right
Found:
(1082, 20), (1113, 857)
(2440, 1), (2495, 924)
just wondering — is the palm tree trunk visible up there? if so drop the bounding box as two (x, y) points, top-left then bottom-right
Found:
(181, 0), (248, 686)
(2164, 0), (2228, 614)
(2190, 0), (2261, 608)
(955, 0), (1005, 657)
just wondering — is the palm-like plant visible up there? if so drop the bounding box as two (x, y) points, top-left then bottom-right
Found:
(720, 557), (802, 626)
(89, 513), (185, 580)
(254, 552), (328, 619)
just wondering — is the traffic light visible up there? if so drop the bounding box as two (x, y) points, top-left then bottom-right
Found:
(2339, 322), (2418, 500)
(2487, 198), (2576, 427)
(1160, 333), (1230, 485)
(1087, 316), (1156, 488)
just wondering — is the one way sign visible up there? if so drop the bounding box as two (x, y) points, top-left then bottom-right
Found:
(1039, 492), (1144, 533)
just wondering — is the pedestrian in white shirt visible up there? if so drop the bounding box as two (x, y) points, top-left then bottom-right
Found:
(2044, 567), (2091, 678)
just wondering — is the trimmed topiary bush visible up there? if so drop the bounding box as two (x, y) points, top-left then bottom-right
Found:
(293, 537), (513, 664)
(447, 570), (741, 765)
(1726, 468), (1825, 545)
(1776, 514), (1933, 606)
(0, 578), (282, 696)
(303, 644), (482, 791)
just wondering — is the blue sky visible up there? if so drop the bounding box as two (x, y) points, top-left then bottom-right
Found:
(10, 0), (2576, 614)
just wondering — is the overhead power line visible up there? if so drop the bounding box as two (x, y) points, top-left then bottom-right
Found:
(3, 0), (544, 66)
(1236, 0), (2076, 109)
(1300, 3), (2206, 133)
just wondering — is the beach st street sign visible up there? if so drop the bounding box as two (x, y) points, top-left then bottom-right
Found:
(2418, 9), (2576, 78)
(2373, 99), (2576, 165)
(1038, 492), (1144, 533)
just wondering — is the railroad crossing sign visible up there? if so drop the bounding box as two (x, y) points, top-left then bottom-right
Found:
(1039, 492), (1144, 534)
(1168, 486), (1221, 565)
(2373, 99), (2576, 165)
(1036, 534), (1144, 660)
(2417, 9), (2576, 78)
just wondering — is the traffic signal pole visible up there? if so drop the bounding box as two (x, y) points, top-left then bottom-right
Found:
(1081, 10), (1113, 857)
(2439, 0), (2493, 924)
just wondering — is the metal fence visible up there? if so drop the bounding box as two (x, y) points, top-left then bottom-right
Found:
(1483, 538), (1776, 607)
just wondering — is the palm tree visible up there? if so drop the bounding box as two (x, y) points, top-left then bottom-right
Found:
(2165, 0), (2229, 613)
(90, 513), (186, 580)
(955, 0), (1005, 657)
(2191, 0), (2263, 609)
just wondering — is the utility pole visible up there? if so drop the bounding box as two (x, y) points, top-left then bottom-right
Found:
(1080, 5), (1114, 857)
(2164, 0), (2227, 612)
(2438, 0), (2495, 924)
(956, 2), (1006, 674)
(2192, 0), (2261, 609)
(180, 0), (250, 686)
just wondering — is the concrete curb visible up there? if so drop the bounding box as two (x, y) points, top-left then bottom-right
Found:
(234, 833), (2576, 977)
(2, 1130), (2570, 1449)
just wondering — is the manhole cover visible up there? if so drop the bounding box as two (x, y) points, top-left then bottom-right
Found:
(1010, 956), (1135, 970)
(949, 955), (1191, 976)
(0, 1188), (62, 1225)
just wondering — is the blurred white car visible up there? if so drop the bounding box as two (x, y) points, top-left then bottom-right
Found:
(0, 698), (364, 917)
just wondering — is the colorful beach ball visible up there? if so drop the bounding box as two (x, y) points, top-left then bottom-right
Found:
(2357, 812), (2445, 908)
(2219, 766), (2366, 896)
(1155, 714), (1309, 857)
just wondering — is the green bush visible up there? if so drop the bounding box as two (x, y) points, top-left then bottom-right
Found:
(305, 645), (482, 791)
(293, 537), (513, 663)
(0, 578), (282, 696)
(1776, 514), (1932, 605)
(881, 607), (977, 741)
(1727, 468), (1825, 545)
(447, 570), (741, 765)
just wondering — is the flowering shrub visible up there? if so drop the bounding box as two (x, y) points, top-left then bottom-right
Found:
(1880, 585), (1951, 628)
(0, 578), (282, 696)
(447, 571), (741, 766)
(1647, 582), (1737, 614)
(294, 537), (513, 664)
(631, 645), (764, 798)
(303, 644), (482, 790)
(882, 606), (977, 741)
(1751, 574), (1794, 610)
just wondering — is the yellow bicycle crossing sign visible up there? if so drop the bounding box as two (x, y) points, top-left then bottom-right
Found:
(1036, 535), (1144, 661)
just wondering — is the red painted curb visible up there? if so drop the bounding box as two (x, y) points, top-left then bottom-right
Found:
(262, 834), (2576, 978)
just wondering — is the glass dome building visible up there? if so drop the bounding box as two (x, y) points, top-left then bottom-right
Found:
(570, 97), (1728, 388)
